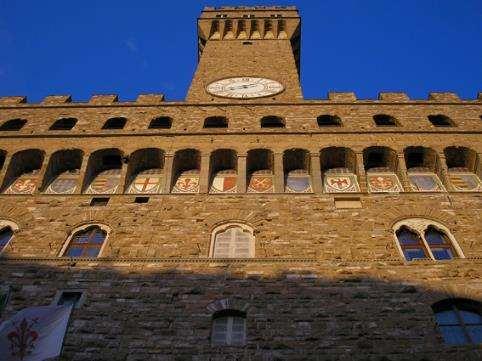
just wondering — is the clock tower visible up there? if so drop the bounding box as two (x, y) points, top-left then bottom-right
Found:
(186, 6), (302, 102)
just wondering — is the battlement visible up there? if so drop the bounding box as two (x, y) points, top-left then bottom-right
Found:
(1, 92), (481, 107)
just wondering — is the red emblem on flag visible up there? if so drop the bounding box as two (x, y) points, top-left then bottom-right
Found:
(7, 317), (39, 359)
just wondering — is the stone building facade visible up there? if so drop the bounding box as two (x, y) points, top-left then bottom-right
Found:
(0, 5), (481, 361)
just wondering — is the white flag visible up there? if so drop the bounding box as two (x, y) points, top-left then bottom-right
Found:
(0, 305), (72, 361)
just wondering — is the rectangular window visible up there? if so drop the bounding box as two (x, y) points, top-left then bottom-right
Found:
(90, 197), (109, 206)
(53, 290), (85, 309)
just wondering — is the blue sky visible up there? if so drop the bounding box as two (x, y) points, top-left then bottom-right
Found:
(0, 0), (481, 102)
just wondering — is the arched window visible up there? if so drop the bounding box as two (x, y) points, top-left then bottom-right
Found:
(393, 219), (462, 261)
(49, 118), (77, 131)
(211, 309), (246, 346)
(62, 226), (107, 258)
(0, 119), (27, 131)
(373, 114), (399, 127)
(102, 117), (127, 130)
(317, 115), (341, 127)
(428, 114), (455, 127)
(432, 299), (482, 345)
(260, 116), (285, 128)
(0, 226), (14, 253)
(148, 116), (172, 129)
(204, 116), (228, 128)
(211, 224), (254, 258)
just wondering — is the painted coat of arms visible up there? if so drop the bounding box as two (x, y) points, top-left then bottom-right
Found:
(247, 170), (274, 193)
(408, 173), (444, 192)
(285, 170), (312, 193)
(128, 168), (164, 194)
(172, 170), (199, 193)
(367, 173), (403, 193)
(324, 174), (360, 193)
(210, 170), (237, 193)
(448, 172), (481, 191)
(5, 178), (37, 195)
(86, 169), (121, 194)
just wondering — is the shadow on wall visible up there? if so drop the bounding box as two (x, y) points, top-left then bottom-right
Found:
(0, 261), (481, 361)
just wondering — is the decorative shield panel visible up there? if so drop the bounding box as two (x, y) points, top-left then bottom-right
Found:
(86, 169), (121, 194)
(128, 168), (164, 194)
(448, 172), (482, 191)
(172, 170), (200, 193)
(5, 177), (38, 194)
(367, 173), (403, 193)
(324, 173), (360, 193)
(247, 170), (274, 193)
(285, 170), (312, 193)
(210, 170), (237, 193)
(408, 173), (444, 192)
(45, 170), (79, 194)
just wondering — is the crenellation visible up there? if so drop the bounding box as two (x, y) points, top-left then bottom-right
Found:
(89, 94), (119, 104)
(428, 92), (461, 102)
(0, 96), (27, 104)
(378, 92), (410, 102)
(42, 95), (72, 104)
(328, 92), (357, 101)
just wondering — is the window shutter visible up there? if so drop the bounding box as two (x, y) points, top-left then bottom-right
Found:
(214, 229), (232, 258)
(212, 317), (228, 345)
(230, 316), (246, 345)
(233, 229), (251, 258)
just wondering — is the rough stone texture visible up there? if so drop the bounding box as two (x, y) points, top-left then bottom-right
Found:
(0, 5), (481, 361)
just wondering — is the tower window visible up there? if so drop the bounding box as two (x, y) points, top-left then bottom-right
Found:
(428, 114), (455, 127)
(0, 119), (27, 131)
(149, 116), (172, 129)
(317, 115), (342, 127)
(102, 117), (127, 130)
(204, 116), (228, 128)
(49, 118), (78, 131)
(211, 224), (254, 258)
(62, 226), (107, 258)
(432, 299), (482, 345)
(90, 197), (109, 207)
(211, 309), (246, 346)
(0, 226), (14, 253)
(373, 114), (399, 127)
(260, 116), (285, 128)
(393, 219), (462, 261)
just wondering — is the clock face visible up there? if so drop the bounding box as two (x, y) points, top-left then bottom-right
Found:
(206, 77), (284, 99)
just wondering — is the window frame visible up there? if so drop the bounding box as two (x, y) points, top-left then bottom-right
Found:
(392, 218), (464, 262)
(0, 220), (18, 255)
(433, 299), (482, 345)
(59, 223), (110, 258)
(209, 223), (255, 259)
(51, 290), (86, 309)
(211, 309), (247, 347)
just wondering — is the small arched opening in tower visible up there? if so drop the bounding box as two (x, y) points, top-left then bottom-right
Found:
(2, 149), (44, 194)
(363, 147), (403, 193)
(444, 146), (481, 191)
(320, 147), (360, 193)
(126, 148), (165, 194)
(171, 149), (201, 193)
(42, 149), (83, 194)
(373, 114), (399, 127)
(404, 146), (444, 192)
(209, 149), (237, 193)
(427, 114), (455, 127)
(204, 116), (228, 129)
(49, 117), (78, 131)
(246, 149), (274, 193)
(83, 148), (124, 194)
(260, 116), (285, 128)
(0, 118), (27, 131)
(283, 148), (312, 193)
